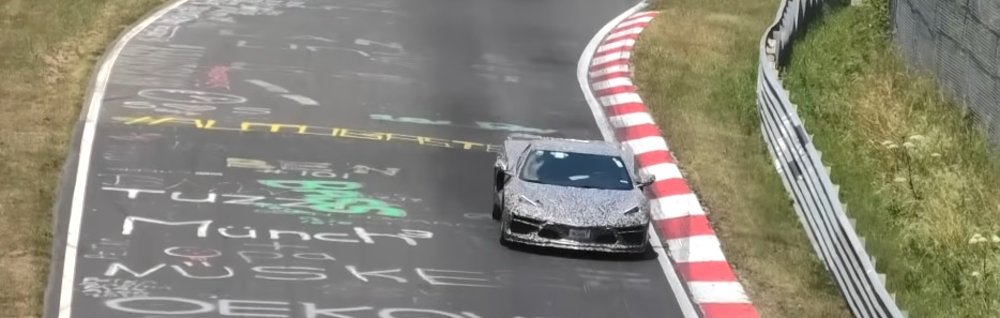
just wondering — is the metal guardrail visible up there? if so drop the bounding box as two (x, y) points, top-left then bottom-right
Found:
(755, 0), (908, 317)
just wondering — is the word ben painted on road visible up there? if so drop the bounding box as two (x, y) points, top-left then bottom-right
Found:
(259, 180), (405, 217)
(111, 116), (502, 153)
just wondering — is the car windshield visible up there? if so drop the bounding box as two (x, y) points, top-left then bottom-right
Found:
(518, 149), (634, 190)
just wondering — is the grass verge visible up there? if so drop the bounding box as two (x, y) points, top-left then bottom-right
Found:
(631, 0), (852, 317)
(781, 1), (1000, 316)
(0, 0), (167, 316)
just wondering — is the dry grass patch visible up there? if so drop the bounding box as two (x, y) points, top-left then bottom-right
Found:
(0, 0), (167, 316)
(782, 2), (1000, 316)
(631, 0), (852, 317)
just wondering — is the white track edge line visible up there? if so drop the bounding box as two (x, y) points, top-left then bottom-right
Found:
(578, 3), (700, 318)
(57, 1), (191, 317)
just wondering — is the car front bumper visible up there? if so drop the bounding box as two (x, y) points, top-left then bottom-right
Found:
(501, 214), (650, 254)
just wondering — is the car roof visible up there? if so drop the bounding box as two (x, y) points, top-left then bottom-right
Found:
(502, 135), (638, 177)
(528, 139), (624, 156)
(505, 135), (625, 157)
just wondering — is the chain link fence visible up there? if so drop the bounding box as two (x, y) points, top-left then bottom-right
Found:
(891, 0), (1000, 145)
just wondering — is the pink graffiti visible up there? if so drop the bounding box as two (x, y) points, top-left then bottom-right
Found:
(204, 65), (231, 90)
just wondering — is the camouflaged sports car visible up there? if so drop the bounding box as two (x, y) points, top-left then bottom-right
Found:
(491, 134), (655, 254)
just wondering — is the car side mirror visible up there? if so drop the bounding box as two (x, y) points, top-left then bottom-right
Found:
(495, 159), (512, 175)
(637, 175), (655, 189)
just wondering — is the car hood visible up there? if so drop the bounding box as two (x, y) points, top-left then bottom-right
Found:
(507, 181), (649, 227)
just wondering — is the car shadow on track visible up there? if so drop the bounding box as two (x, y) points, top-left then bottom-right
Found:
(501, 240), (660, 262)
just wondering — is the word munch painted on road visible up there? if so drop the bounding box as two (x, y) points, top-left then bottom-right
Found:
(259, 180), (405, 217)
(119, 216), (434, 246)
(111, 116), (503, 153)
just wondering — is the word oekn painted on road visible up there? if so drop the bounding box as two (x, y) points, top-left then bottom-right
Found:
(111, 116), (502, 153)
(121, 216), (433, 246)
(103, 296), (549, 318)
(79, 277), (170, 299)
(257, 180), (404, 217)
(228, 157), (400, 179)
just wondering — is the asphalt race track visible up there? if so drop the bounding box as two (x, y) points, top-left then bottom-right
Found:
(44, 0), (689, 317)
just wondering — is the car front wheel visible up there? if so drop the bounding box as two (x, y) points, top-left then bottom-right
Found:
(491, 191), (503, 220)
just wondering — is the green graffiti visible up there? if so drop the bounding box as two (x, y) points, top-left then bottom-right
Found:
(259, 179), (406, 218)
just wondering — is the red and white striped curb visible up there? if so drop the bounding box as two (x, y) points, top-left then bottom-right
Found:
(587, 11), (761, 318)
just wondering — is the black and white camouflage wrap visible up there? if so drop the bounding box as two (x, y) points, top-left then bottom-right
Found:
(493, 135), (652, 254)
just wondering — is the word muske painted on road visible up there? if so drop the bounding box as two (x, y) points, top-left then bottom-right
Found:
(110, 116), (503, 153)
(258, 180), (405, 217)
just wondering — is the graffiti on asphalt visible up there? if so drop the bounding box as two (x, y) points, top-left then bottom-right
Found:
(101, 184), (414, 218)
(79, 277), (170, 299)
(110, 116), (503, 153)
(201, 65), (231, 90)
(257, 180), (405, 217)
(110, 44), (205, 89)
(370, 114), (557, 134)
(103, 296), (550, 317)
(120, 216), (434, 246)
(83, 238), (130, 261)
(120, 100), (270, 117)
(138, 89), (246, 104)
(228, 157), (399, 179)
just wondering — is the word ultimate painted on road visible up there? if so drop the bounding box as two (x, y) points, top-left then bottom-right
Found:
(120, 216), (434, 246)
(111, 116), (503, 153)
(258, 180), (404, 217)
(103, 296), (549, 318)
